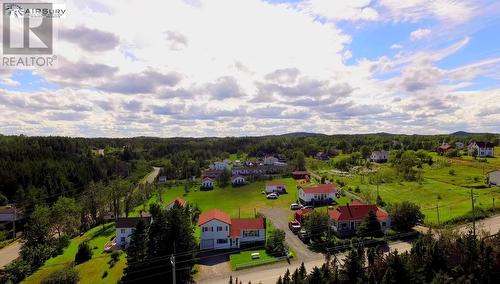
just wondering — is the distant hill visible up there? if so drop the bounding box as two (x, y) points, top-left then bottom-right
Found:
(273, 132), (327, 138)
(450, 131), (486, 136)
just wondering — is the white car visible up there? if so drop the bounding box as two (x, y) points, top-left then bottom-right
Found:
(267, 193), (278, 199)
(290, 203), (302, 210)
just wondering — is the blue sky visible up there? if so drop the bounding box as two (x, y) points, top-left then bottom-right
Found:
(0, 0), (499, 137)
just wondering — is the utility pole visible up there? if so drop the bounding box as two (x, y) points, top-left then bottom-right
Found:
(436, 203), (440, 226)
(12, 205), (16, 239)
(471, 189), (476, 238)
(170, 254), (176, 284)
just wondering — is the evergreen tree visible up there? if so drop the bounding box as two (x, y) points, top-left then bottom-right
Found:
(357, 210), (383, 239)
(123, 220), (148, 280)
(340, 247), (365, 283)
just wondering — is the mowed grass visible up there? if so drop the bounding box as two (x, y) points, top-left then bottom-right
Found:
(132, 178), (301, 218)
(23, 224), (126, 284)
(310, 148), (500, 226)
(229, 249), (279, 270)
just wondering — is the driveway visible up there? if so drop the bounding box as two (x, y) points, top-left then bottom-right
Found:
(261, 208), (321, 261)
(142, 167), (161, 184)
(0, 240), (22, 268)
(414, 214), (500, 236)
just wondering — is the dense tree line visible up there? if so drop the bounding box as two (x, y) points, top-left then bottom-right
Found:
(276, 231), (499, 284)
(122, 202), (201, 283)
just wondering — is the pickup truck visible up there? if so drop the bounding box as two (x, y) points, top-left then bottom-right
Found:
(288, 220), (301, 234)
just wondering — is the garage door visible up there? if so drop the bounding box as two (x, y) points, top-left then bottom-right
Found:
(201, 239), (214, 250)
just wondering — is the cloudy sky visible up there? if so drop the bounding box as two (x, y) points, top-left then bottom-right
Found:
(1, 0), (499, 137)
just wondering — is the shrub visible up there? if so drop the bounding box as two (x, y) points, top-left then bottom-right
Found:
(354, 186), (361, 193)
(266, 229), (287, 257)
(102, 271), (108, 279)
(0, 193), (8, 206)
(74, 241), (92, 264)
(448, 169), (455, 176)
(41, 265), (79, 284)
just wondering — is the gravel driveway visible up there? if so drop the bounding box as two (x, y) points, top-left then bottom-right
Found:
(0, 240), (21, 268)
(261, 208), (321, 261)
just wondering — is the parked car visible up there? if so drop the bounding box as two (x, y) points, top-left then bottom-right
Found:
(290, 203), (302, 210)
(288, 220), (301, 234)
(302, 205), (314, 210)
(298, 229), (310, 244)
(267, 193), (278, 199)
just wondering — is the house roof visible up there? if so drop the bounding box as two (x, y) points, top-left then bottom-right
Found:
(266, 181), (286, 186)
(292, 171), (310, 175)
(329, 202), (389, 222)
(0, 206), (16, 214)
(168, 197), (186, 208)
(202, 177), (213, 182)
(471, 141), (494, 148)
(116, 217), (152, 229)
(230, 218), (265, 237)
(301, 184), (337, 194)
(232, 175), (245, 180)
(438, 144), (453, 151)
(198, 209), (231, 225)
(295, 207), (314, 217)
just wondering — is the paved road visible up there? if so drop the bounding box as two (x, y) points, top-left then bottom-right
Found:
(199, 240), (413, 284)
(0, 240), (22, 268)
(415, 214), (500, 236)
(261, 208), (321, 261)
(142, 166), (161, 184)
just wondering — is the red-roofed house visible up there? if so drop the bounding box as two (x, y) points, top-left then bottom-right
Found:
(329, 202), (390, 237)
(198, 209), (266, 250)
(299, 184), (337, 205)
(167, 197), (186, 209)
(437, 143), (453, 155)
(292, 171), (310, 181)
(265, 181), (287, 193)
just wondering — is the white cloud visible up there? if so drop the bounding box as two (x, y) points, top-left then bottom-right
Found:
(410, 28), (432, 41)
(390, 44), (402, 49)
(298, 0), (379, 22)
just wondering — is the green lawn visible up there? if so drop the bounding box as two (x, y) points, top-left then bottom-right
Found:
(23, 224), (126, 284)
(229, 249), (281, 270)
(132, 178), (302, 218)
(310, 149), (500, 226)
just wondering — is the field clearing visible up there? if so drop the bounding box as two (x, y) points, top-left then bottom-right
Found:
(23, 224), (126, 284)
(309, 148), (500, 225)
(133, 178), (302, 218)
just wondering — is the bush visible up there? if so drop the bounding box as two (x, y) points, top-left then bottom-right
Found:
(0, 193), (8, 206)
(74, 241), (92, 264)
(448, 169), (455, 176)
(41, 265), (79, 284)
(102, 271), (108, 279)
(354, 186), (361, 193)
(265, 229), (287, 257)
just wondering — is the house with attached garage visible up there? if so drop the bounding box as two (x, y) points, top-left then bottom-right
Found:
(488, 170), (500, 186)
(468, 141), (494, 158)
(116, 216), (152, 247)
(299, 184), (337, 205)
(328, 202), (390, 237)
(265, 181), (287, 194)
(198, 209), (266, 250)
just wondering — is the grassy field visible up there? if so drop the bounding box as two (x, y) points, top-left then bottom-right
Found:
(132, 178), (302, 218)
(23, 224), (126, 284)
(308, 149), (500, 225)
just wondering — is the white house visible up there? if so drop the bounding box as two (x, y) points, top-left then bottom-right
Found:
(116, 216), (152, 247)
(0, 206), (22, 222)
(329, 202), (390, 237)
(198, 209), (266, 250)
(263, 156), (279, 165)
(201, 177), (214, 189)
(210, 161), (229, 171)
(468, 142), (494, 158)
(232, 175), (246, 186)
(265, 181), (287, 193)
(488, 170), (500, 186)
(299, 184), (337, 205)
(370, 150), (388, 162)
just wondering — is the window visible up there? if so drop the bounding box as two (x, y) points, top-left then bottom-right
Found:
(217, 226), (223, 231)
(120, 229), (125, 234)
(120, 237), (125, 243)
(217, 239), (228, 244)
(243, 230), (259, 237)
(202, 227), (208, 232)
(226, 226), (228, 231)
(211, 227), (213, 232)
(131, 229), (135, 233)
(382, 222), (386, 226)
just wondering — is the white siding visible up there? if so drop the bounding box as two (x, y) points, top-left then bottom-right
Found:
(116, 227), (134, 246)
(265, 184), (286, 193)
(200, 220), (231, 250)
(299, 188), (336, 203)
(240, 229), (266, 244)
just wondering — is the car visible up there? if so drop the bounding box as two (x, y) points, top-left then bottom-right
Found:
(288, 220), (301, 234)
(302, 205), (314, 210)
(266, 193), (278, 199)
(290, 203), (303, 210)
